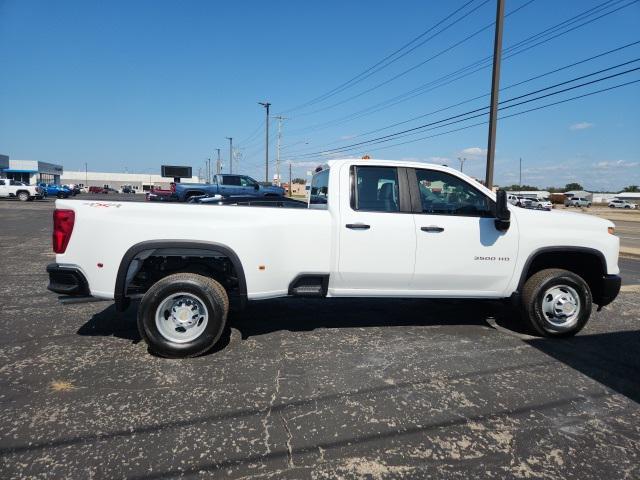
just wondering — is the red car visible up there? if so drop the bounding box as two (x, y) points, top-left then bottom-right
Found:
(145, 184), (176, 202)
(88, 186), (108, 194)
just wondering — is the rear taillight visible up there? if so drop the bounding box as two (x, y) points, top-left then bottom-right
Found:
(170, 182), (176, 192)
(53, 209), (75, 254)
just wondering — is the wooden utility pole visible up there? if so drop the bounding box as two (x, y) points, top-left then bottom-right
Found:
(485, 0), (505, 189)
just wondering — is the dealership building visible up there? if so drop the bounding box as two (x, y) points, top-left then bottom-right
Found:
(61, 170), (202, 192)
(0, 156), (64, 184)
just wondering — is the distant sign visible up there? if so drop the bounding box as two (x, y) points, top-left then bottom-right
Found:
(161, 165), (192, 178)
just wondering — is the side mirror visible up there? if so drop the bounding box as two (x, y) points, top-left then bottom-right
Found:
(494, 190), (511, 231)
(254, 183), (260, 190)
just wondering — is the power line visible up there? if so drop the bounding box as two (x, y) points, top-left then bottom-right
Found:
(351, 78), (640, 156)
(285, 0), (636, 137)
(290, 0), (536, 119)
(279, 0), (484, 113)
(283, 63), (640, 158)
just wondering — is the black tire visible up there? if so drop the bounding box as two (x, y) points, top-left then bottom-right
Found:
(57, 192), (64, 199)
(625, 205), (630, 209)
(17, 191), (29, 202)
(521, 268), (592, 337)
(609, 205), (615, 208)
(138, 273), (229, 358)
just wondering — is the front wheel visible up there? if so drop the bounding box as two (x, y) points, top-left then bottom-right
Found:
(521, 268), (592, 337)
(17, 191), (29, 202)
(138, 273), (229, 358)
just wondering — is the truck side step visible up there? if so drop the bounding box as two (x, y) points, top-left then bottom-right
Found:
(288, 274), (329, 297)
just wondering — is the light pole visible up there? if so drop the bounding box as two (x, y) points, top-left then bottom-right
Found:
(457, 157), (467, 173)
(216, 148), (221, 176)
(519, 157), (522, 187)
(484, 0), (505, 189)
(273, 116), (286, 185)
(225, 137), (233, 174)
(84, 162), (88, 186)
(259, 101), (271, 182)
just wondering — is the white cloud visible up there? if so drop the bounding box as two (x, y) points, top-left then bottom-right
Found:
(569, 122), (594, 131)
(427, 156), (451, 164)
(459, 147), (487, 158)
(594, 160), (639, 169)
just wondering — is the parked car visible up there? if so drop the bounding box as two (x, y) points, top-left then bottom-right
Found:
(0, 179), (44, 201)
(173, 174), (285, 202)
(121, 186), (135, 194)
(565, 197), (591, 208)
(88, 186), (108, 194)
(608, 199), (637, 209)
(39, 183), (72, 198)
(530, 198), (553, 210)
(46, 158), (621, 358)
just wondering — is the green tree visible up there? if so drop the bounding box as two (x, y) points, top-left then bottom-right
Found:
(622, 185), (639, 192)
(564, 182), (583, 191)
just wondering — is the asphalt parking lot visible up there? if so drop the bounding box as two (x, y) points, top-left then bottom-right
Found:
(1, 198), (639, 479)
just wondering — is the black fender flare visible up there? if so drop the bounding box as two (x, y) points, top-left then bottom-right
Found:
(114, 240), (247, 311)
(516, 246), (607, 292)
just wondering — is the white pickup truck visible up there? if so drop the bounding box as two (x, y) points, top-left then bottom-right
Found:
(0, 179), (44, 201)
(47, 159), (621, 357)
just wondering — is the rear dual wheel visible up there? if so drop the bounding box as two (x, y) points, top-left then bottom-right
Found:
(138, 273), (229, 358)
(521, 268), (592, 337)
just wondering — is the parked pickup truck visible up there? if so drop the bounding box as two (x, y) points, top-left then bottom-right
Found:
(174, 174), (285, 202)
(0, 179), (44, 201)
(47, 159), (621, 358)
(39, 183), (73, 198)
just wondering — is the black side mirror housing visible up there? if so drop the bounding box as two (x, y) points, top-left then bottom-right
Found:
(494, 189), (511, 231)
(254, 183), (260, 190)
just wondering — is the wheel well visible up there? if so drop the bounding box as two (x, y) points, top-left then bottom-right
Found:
(185, 190), (205, 198)
(115, 242), (247, 311)
(16, 189), (29, 196)
(520, 249), (605, 302)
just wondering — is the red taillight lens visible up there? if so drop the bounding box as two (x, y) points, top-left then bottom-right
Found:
(53, 209), (75, 254)
(170, 182), (176, 192)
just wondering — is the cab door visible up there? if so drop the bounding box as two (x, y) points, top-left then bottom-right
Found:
(333, 165), (417, 293)
(409, 168), (518, 296)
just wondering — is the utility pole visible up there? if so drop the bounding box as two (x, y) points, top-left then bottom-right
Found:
(259, 101), (271, 182)
(206, 158), (211, 183)
(484, 0), (505, 189)
(519, 157), (522, 187)
(457, 157), (467, 173)
(216, 148), (221, 175)
(84, 162), (88, 186)
(289, 162), (292, 197)
(225, 137), (233, 174)
(273, 116), (286, 186)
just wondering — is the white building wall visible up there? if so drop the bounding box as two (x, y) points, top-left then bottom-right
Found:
(61, 170), (202, 191)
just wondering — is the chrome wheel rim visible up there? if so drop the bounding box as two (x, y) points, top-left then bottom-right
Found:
(155, 292), (208, 343)
(541, 284), (581, 329)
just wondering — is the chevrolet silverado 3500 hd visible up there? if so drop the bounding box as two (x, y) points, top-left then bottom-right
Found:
(47, 159), (621, 357)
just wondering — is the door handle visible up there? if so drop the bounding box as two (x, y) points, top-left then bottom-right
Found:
(421, 225), (444, 233)
(346, 223), (370, 230)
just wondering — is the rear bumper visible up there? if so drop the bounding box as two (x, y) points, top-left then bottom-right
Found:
(47, 263), (90, 296)
(597, 274), (621, 307)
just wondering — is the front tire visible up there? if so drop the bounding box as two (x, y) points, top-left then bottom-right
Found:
(138, 273), (229, 358)
(521, 268), (592, 337)
(17, 191), (29, 202)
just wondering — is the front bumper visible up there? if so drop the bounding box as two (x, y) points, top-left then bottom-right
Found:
(47, 263), (90, 296)
(597, 274), (621, 307)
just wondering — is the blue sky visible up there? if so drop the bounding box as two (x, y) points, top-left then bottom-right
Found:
(1, 0), (638, 190)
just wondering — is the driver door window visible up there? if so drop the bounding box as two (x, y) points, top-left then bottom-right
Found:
(415, 169), (492, 217)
